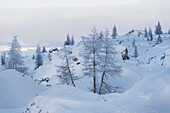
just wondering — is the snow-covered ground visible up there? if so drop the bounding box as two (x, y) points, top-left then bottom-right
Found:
(1, 30), (170, 113)
(0, 70), (46, 113)
(25, 66), (170, 113)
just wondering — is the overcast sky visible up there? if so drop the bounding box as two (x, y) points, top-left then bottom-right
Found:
(0, 0), (169, 47)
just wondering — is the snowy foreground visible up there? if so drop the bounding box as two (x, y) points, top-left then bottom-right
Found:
(0, 70), (46, 113)
(0, 31), (170, 113)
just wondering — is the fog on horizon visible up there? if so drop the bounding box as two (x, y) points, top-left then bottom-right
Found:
(0, 0), (169, 47)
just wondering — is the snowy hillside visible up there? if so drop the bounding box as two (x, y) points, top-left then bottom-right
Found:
(1, 30), (170, 113)
(25, 66), (170, 113)
(20, 31), (170, 113)
(0, 70), (46, 113)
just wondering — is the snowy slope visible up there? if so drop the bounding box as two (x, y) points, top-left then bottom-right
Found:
(1, 30), (170, 113)
(24, 66), (170, 113)
(0, 70), (46, 110)
(22, 31), (170, 113)
(24, 85), (117, 113)
(29, 31), (170, 92)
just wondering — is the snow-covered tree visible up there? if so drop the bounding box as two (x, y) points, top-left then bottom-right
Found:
(155, 21), (163, 35)
(7, 35), (26, 73)
(121, 48), (129, 61)
(81, 27), (101, 93)
(168, 29), (170, 34)
(1, 52), (6, 65)
(32, 54), (35, 59)
(35, 45), (43, 69)
(149, 27), (153, 41)
(48, 52), (52, 61)
(64, 34), (71, 46)
(144, 28), (148, 39)
(98, 29), (122, 94)
(42, 46), (47, 53)
(111, 25), (118, 39)
(71, 36), (75, 45)
(57, 47), (77, 87)
(64, 41), (67, 46)
(132, 39), (138, 58)
(67, 34), (70, 44)
(156, 35), (163, 44)
(99, 31), (104, 39)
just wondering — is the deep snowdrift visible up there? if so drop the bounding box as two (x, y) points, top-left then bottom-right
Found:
(0, 70), (46, 109)
(25, 66), (170, 113)
(24, 32), (170, 113)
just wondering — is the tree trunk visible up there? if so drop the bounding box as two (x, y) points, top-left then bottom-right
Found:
(66, 57), (76, 87)
(99, 42), (108, 94)
(93, 52), (96, 93)
(99, 71), (105, 94)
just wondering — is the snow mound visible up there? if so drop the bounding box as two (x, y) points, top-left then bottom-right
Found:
(25, 67), (170, 113)
(25, 85), (116, 113)
(0, 70), (46, 109)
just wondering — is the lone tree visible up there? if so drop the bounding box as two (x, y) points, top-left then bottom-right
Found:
(156, 35), (163, 44)
(144, 28), (148, 39)
(99, 31), (104, 39)
(7, 35), (26, 73)
(1, 52), (6, 65)
(168, 29), (170, 34)
(121, 48), (129, 61)
(64, 34), (71, 46)
(35, 45), (43, 69)
(132, 39), (138, 58)
(98, 29), (122, 94)
(48, 53), (52, 61)
(32, 54), (35, 59)
(81, 27), (101, 93)
(71, 36), (75, 45)
(42, 46), (47, 53)
(149, 27), (153, 41)
(111, 25), (118, 39)
(155, 21), (163, 35)
(57, 47), (77, 87)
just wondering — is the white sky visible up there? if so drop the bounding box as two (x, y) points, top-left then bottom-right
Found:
(0, 0), (154, 8)
(0, 0), (169, 47)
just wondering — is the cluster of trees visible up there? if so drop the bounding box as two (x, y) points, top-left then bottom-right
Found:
(58, 28), (122, 94)
(1, 22), (168, 94)
(57, 26), (120, 90)
(144, 21), (164, 44)
(154, 21), (163, 35)
(1, 36), (27, 73)
(1, 33), (77, 73)
(144, 27), (153, 41)
(0, 35), (49, 72)
(33, 45), (50, 69)
(82, 28), (122, 94)
(64, 34), (75, 46)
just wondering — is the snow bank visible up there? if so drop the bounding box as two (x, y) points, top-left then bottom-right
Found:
(25, 67), (170, 113)
(24, 33), (170, 113)
(25, 85), (117, 113)
(0, 70), (46, 109)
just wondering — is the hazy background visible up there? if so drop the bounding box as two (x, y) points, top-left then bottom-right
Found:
(0, 0), (170, 47)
